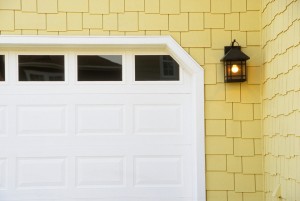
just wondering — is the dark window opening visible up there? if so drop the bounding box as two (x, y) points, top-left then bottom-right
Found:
(77, 55), (122, 81)
(19, 55), (65, 81)
(0, 55), (4, 81)
(135, 55), (179, 81)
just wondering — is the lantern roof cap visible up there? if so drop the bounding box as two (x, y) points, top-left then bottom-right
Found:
(220, 46), (250, 61)
(220, 40), (250, 62)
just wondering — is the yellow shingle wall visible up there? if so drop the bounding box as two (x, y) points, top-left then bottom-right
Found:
(0, 0), (262, 200)
(262, 0), (300, 201)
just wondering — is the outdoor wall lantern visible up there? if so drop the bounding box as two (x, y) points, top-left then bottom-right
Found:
(220, 39), (250, 83)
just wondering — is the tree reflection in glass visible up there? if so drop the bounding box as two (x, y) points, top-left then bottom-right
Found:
(19, 55), (64, 81)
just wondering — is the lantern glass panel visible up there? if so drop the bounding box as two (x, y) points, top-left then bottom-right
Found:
(224, 60), (246, 82)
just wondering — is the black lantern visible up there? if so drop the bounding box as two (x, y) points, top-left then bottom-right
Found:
(220, 39), (250, 83)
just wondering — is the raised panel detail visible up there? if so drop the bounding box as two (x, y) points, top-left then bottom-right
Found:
(134, 156), (182, 186)
(76, 157), (124, 187)
(77, 105), (124, 135)
(17, 106), (66, 135)
(0, 159), (7, 189)
(0, 107), (7, 136)
(134, 105), (181, 134)
(16, 158), (66, 188)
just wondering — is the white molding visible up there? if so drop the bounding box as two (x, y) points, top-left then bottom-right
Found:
(0, 35), (168, 47)
(0, 35), (205, 201)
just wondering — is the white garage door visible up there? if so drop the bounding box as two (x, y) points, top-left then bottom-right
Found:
(0, 37), (205, 201)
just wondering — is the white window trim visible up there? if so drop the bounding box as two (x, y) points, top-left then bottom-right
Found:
(0, 35), (205, 201)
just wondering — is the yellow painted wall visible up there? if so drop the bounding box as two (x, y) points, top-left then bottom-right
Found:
(262, 0), (300, 200)
(0, 0), (263, 200)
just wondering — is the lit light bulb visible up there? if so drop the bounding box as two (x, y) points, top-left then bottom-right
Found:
(231, 65), (239, 73)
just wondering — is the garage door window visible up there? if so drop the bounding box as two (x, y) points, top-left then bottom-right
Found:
(77, 55), (122, 81)
(135, 55), (179, 81)
(18, 55), (65, 81)
(0, 55), (4, 81)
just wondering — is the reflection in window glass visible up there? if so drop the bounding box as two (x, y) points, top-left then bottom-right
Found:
(0, 55), (4, 81)
(78, 55), (122, 81)
(19, 55), (64, 81)
(135, 55), (179, 81)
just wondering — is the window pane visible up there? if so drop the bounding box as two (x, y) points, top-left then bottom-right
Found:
(78, 55), (122, 81)
(135, 55), (179, 81)
(0, 55), (4, 81)
(19, 55), (64, 81)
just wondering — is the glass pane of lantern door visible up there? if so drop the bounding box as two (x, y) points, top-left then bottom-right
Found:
(225, 61), (246, 82)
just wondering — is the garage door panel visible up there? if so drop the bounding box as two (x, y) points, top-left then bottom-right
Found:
(0, 158), (7, 190)
(76, 105), (124, 135)
(17, 105), (67, 136)
(70, 189), (192, 199)
(0, 106), (7, 136)
(76, 156), (125, 188)
(0, 135), (191, 147)
(9, 144), (191, 157)
(72, 135), (191, 145)
(133, 105), (181, 135)
(1, 94), (192, 144)
(4, 154), (192, 197)
(6, 94), (190, 105)
(70, 94), (190, 105)
(16, 157), (67, 189)
(134, 156), (182, 186)
(64, 190), (192, 201)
